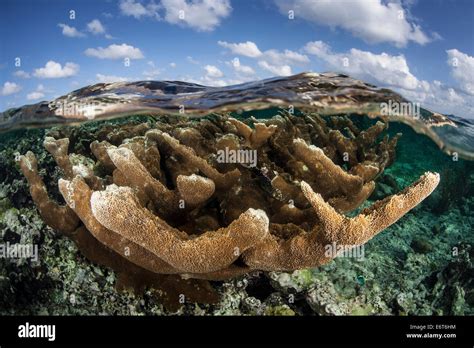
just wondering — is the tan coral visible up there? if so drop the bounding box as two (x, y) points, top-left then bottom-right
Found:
(106, 146), (215, 215)
(302, 172), (440, 245)
(228, 117), (277, 148)
(176, 174), (215, 207)
(43, 137), (74, 178)
(58, 176), (181, 275)
(89, 184), (270, 273)
(107, 146), (177, 210)
(91, 140), (115, 173)
(146, 129), (240, 190)
(16, 151), (79, 234)
(292, 138), (363, 196)
(19, 112), (441, 296)
(243, 172), (440, 271)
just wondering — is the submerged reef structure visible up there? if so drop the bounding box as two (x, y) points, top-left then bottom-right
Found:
(16, 112), (440, 308)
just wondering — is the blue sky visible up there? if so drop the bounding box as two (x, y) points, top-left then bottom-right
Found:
(1, 0), (473, 117)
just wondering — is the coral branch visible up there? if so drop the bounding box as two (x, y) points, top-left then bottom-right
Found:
(228, 117), (277, 148)
(176, 174), (215, 207)
(58, 177), (181, 274)
(90, 184), (269, 273)
(301, 172), (440, 245)
(16, 151), (79, 234)
(292, 138), (363, 196)
(243, 173), (439, 271)
(43, 137), (74, 178)
(147, 129), (240, 190)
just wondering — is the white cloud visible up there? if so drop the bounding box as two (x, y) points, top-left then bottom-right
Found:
(85, 44), (144, 60)
(304, 40), (474, 117)
(304, 41), (420, 90)
(58, 23), (85, 38)
(87, 19), (106, 35)
(160, 0), (232, 31)
(398, 80), (474, 118)
(169, 62), (177, 68)
(120, 0), (231, 31)
(96, 74), (129, 83)
(181, 74), (230, 87)
(119, 0), (158, 19)
(86, 19), (113, 38)
(142, 69), (161, 79)
(258, 61), (292, 76)
(447, 49), (474, 96)
(275, 0), (431, 47)
(264, 48), (309, 66)
(27, 85), (45, 100)
(1, 82), (21, 96)
(218, 41), (262, 58)
(228, 58), (255, 75)
(13, 70), (30, 78)
(33, 61), (79, 78)
(219, 40), (308, 76)
(187, 56), (200, 64)
(187, 63), (249, 87)
(204, 65), (223, 78)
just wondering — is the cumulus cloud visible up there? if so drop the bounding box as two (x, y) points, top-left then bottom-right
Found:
(120, 0), (231, 31)
(13, 70), (30, 78)
(27, 85), (46, 100)
(87, 19), (106, 35)
(228, 58), (255, 75)
(258, 61), (292, 76)
(403, 50), (474, 117)
(96, 74), (129, 83)
(85, 43), (144, 60)
(58, 23), (85, 38)
(119, 0), (159, 19)
(169, 62), (177, 68)
(160, 0), (232, 31)
(1, 82), (21, 96)
(218, 41), (262, 58)
(304, 41), (420, 90)
(204, 65), (223, 78)
(263, 49), (309, 68)
(275, 0), (431, 47)
(219, 40), (308, 76)
(399, 80), (474, 118)
(447, 49), (474, 96)
(33, 61), (79, 78)
(194, 63), (245, 86)
(304, 41), (474, 117)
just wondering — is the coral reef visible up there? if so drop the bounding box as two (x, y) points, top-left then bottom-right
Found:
(15, 113), (440, 308)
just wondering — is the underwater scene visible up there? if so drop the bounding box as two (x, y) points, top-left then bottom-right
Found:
(0, 72), (472, 316)
(0, 1), (473, 344)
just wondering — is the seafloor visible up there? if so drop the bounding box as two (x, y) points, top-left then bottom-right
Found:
(0, 113), (472, 315)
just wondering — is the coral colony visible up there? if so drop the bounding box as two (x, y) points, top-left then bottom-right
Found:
(16, 112), (440, 307)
